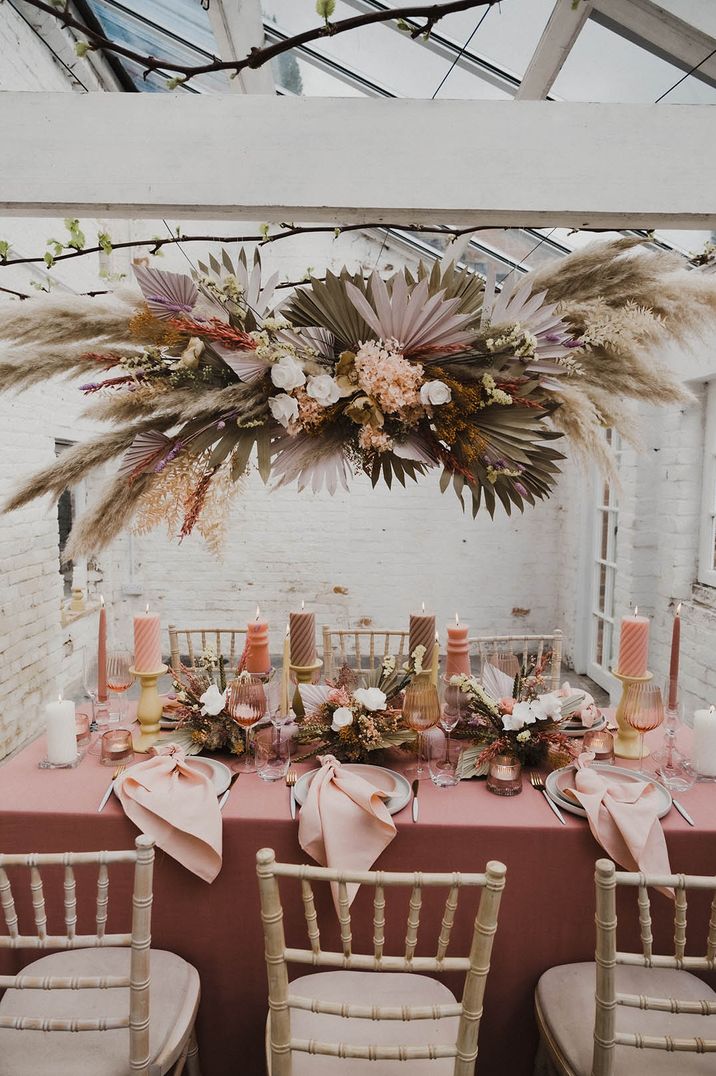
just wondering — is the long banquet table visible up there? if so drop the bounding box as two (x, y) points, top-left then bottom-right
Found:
(1, 730), (715, 1076)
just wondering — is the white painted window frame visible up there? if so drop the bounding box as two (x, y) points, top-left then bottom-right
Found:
(697, 379), (716, 588)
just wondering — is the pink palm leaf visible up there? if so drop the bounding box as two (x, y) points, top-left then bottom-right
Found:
(484, 276), (577, 368)
(271, 433), (350, 495)
(345, 272), (475, 353)
(133, 265), (198, 321)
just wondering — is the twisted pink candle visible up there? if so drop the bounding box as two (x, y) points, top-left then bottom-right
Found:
(617, 611), (649, 677)
(289, 611), (316, 667)
(133, 611), (162, 672)
(409, 613), (436, 668)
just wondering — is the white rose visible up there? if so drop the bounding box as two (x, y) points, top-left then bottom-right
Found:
(271, 354), (306, 391)
(420, 380), (452, 407)
(331, 706), (354, 732)
(200, 683), (227, 717)
(353, 687), (387, 712)
(269, 392), (299, 429)
(307, 374), (341, 407)
(536, 693), (562, 721)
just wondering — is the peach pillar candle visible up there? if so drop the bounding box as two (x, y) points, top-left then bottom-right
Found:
(245, 605), (271, 674)
(668, 602), (681, 709)
(97, 594), (108, 703)
(409, 604), (436, 667)
(446, 613), (471, 678)
(133, 605), (162, 672)
(290, 604), (316, 667)
(617, 607), (650, 677)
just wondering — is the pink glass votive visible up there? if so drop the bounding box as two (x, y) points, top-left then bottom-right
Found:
(486, 754), (522, 796)
(100, 729), (134, 767)
(583, 729), (615, 764)
(75, 712), (91, 748)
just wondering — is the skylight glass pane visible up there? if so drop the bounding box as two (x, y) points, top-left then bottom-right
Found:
(423, 0), (554, 78)
(85, 0), (230, 92)
(262, 1), (511, 99)
(554, 19), (716, 103)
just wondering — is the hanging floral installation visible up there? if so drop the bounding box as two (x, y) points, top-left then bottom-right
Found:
(1, 237), (713, 554)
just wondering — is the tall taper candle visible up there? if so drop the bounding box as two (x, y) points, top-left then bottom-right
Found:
(97, 595), (108, 703)
(617, 607), (649, 678)
(133, 605), (162, 673)
(45, 695), (77, 765)
(409, 605), (436, 668)
(446, 614), (471, 678)
(668, 602), (681, 709)
(245, 605), (271, 674)
(290, 604), (316, 668)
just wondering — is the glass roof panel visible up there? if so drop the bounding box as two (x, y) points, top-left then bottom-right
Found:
(553, 18), (716, 103)
(656, 1), (716, 38)
(262, 1), (511, 99)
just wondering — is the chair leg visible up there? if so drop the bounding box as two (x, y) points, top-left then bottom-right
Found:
(186, 1027), (202, 1076)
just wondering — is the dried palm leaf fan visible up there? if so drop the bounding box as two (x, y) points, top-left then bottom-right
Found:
(2, 237), (710, 554)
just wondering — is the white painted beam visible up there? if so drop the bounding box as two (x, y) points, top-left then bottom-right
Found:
(593, 0), (716, 90)
(516, 0), (593, 100)
(0, 94), (714, 228)
(207, 0), (275, 94)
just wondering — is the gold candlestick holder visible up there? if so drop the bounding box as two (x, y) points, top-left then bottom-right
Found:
(612, 669), (652, 759)
(290, 660), (323, 719)
(129, 664), (167, 752)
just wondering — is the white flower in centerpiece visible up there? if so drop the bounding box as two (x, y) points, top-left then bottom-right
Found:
(536, 693), (562, 721)
(331, 706), (354, 732)
(271, 354), (306, 391)
(516, 729), (531, 743)
(502, 700), (536, 732)
(419, 380), (452, 407)
(200, 684), (226, 716)
(269, 392), (299, 429)
(307, 374), (341, 407)
(353, 687), (387, 712)
(173, 336), (204, 370)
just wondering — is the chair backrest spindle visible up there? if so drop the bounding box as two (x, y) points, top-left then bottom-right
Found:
(468, 630), (563, 691)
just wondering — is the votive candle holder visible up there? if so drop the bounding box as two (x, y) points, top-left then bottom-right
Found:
(486, 754), (522, 796)
(100, 729), (134, 767)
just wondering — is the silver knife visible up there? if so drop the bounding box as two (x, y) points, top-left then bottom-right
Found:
(673, 799), (695, 826)
(411, 779), (419, 822)
(539, 789), (566, 825)
(97, 780), (115, 814)
(218, 771), (240, 811)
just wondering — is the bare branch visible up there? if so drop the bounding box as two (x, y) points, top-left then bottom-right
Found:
(18, 0), (501, 86)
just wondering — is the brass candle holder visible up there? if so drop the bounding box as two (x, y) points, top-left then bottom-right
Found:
(612, 669), (652, 759)
(290, 660), (323, 719)
(129, 663), (167, 752)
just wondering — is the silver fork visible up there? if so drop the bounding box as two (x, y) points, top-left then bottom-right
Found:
(529, 771), (566, 825)
(98, 765), (125, 813)
(286, 768), (297, 819)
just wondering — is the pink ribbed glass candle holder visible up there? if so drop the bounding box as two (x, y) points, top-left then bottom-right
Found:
(486, 754), (522, 796)
(583, 729), (615, 764)
(100, 729), (134, 767)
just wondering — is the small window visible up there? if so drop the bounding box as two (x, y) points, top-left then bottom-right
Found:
(55, 441), (75, 598)
(698, 382), (716, 588)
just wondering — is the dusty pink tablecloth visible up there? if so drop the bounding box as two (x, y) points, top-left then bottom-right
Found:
(0, 727), (713, 1076)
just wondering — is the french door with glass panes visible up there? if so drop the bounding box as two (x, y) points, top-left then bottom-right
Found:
(587, 432), (621, 693)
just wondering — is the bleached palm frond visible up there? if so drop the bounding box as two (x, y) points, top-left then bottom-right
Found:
(271, 433), (350, 495)
(346, 272), (475, 353)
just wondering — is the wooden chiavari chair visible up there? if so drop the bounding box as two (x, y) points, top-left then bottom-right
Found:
(256, 848), (506, 1074)
(535, 858), (716, 1075)
(168, 624), (248, 677)
(321, 628), (439, 686)
(0, 836), (201, 1076)
(468, 630), (563, 691)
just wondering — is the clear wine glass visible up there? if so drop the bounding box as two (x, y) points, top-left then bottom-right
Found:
(227, 675), (267, 772)
(625, 683), (665, 775)
(265, 671), (290, 754)
(106, 649), (134, 725)
(402, 678), (440, 778)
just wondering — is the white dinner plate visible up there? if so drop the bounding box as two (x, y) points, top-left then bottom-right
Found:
(561, 711), (607, 737)
(115, 756), (231, 797)
(293, 764), (411, 816)
(545, 763), (672, 820)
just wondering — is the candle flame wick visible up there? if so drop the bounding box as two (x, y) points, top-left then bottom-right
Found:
(455, 612), (459, 626)
(145, 603), (150, 615)
(301, 600), (305, 611)
(100, 594), (105, 608)
(634, 605), (638, 617)
(710, 705), (715, 716)
(676, 602), (682, 616)
(285, 622), (290, 637)
(421, 601), (425, 613)
(58, 692), (63, 703)
(255, 604), (260, 621)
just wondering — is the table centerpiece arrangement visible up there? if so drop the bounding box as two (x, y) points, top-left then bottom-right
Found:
(170, 649), (246, 756)
(294, 648), (429, 762)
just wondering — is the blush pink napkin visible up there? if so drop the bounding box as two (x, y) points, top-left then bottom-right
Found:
(298, 755), (397, 911)
(569, 753), (672, 896)
(115, 744), (222, 883)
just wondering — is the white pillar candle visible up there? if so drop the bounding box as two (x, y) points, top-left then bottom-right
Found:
(693, 706), (716, 777)
(45, 695), (77, 765)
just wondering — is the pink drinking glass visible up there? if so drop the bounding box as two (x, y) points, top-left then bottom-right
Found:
(227, 675), (267, 772)
(624, 683), (665, 774)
